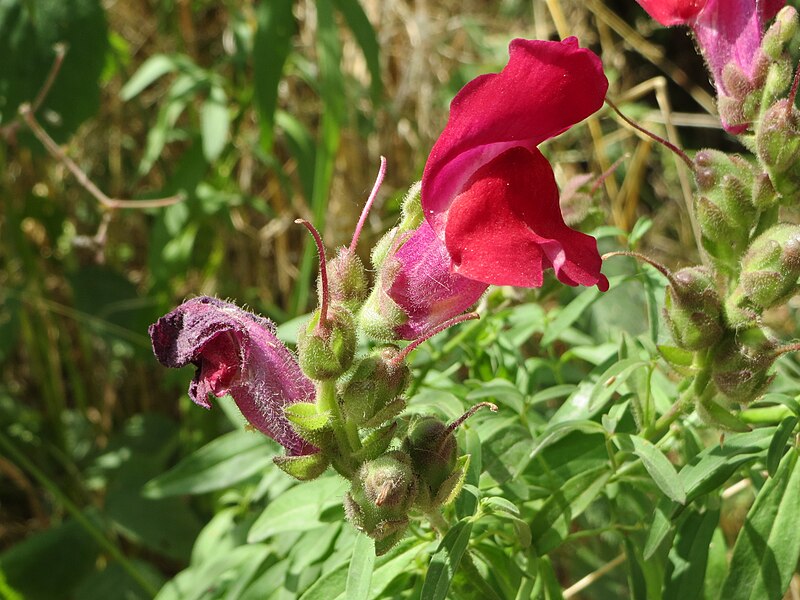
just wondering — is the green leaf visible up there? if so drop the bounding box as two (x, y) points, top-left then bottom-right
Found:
(767, 416), (797, 477)
(663, 507), (720, 600)
(200, 86), (229, 162)
(644, 498), (673, 560)
(541, 286), (601, 346)
(530, 465), (611, 555)
(482, 496), (521, 517)
(143, 430), (276, 497)
(120, 54), (176, 100)
(658, 345), (697, 376)
(248, 475), (348, 542)
(704, 528), (728, 600)
(421, 520), (473, 600)
(513, 420), (606, 479)
(628, 217), (654, 246)
(587, 358), (649, 413)
(466, 378), (525, 414)
(252, 0), (295, 153)
(456, 428), (482, 518)
(0, 518), (98, 600)
(345, 534), (375, 600)
(619, 434), (686, 504)
(0, 0), (108, 139)
(720, 449), (800, 600)
(697, 394), (750, 432)
(330, 0), (382, 101)
(536, 556), (565, 599)
(679, 427), (775, 504)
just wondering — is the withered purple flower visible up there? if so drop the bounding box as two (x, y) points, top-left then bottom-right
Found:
(149, 296), (317, 456)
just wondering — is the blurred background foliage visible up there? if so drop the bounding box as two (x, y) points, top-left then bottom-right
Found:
(3, 0), (800, 598)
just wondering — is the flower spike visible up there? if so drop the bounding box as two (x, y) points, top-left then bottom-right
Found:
(296, 218), (330, 329)
(350, 156), (387, 253)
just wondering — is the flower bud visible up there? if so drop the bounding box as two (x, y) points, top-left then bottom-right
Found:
(340, 347), (410, 426)
(327, 247), (368, 311)
(760, 59), (794, 109)
(712, 329), (776, 404)
(360, 221), (487, 341)
(761, 6), (799, 61)
(344, 451), (417, 555)
(727, 224), (800, 324)
(402, 416), (458, 497)
(751, 172), (779, 211)
(756, 99), (800, 197)
(663, 267), (725, 350)
(297, 305), (356, 380)
(693, 150), (756, 233)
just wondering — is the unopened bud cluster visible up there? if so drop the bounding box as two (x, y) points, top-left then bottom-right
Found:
(276, 175), (490, 555)
(658, 7), (800, 429)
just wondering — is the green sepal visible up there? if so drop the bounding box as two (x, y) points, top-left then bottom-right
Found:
(273, 453), (330, 481)
(373, 522), (409, 556)
(696, 395), (751, 433)
(284, 402), (331, 431)
(359, 286), (407, 342)
(298, 306), (357, 380)
(434, 454), (471, 507)
(658, 345), (697, 377)
(353, 422), (398, 463)
(363, 397), (407, 429)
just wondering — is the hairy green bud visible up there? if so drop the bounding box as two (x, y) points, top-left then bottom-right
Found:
(756, 99), (800, 197)
(297, 305), (356, 380)
(344, 451), (417, 555)
(712, 329), (776, 404)
(726, 224), (800, 326)
(340, 347), (410, 426)
(761, 6), (799, 61)
(663, 267), (724, 350)
(326, 247), (368, 311)
(402, 416), (458, 496)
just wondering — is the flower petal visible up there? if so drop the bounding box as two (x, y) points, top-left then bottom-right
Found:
(634, 0), (708, 26)
(444, 147), (608, 290)
(149, 297), (317, 455)
(422, 37), (608, 232)
(387, 221), (488, 339)
(693, 0), (768, 84)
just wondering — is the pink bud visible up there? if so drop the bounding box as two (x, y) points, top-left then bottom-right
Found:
(384, 220), (487, 340)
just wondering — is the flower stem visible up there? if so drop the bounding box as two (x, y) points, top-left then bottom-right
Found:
(317, 379), (354, 459)
(425, 509), (450, 535)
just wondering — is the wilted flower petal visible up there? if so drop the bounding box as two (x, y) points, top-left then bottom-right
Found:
(149, 296), (317, 456)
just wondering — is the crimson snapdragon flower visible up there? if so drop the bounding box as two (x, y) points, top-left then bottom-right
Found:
(635, 0), (785, 132)
(149, 297), (317, 456)
(422, 37), (609, 291)
(376, 37), (609, 339)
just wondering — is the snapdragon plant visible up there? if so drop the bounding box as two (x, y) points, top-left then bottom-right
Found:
(146, 3), (800, 598)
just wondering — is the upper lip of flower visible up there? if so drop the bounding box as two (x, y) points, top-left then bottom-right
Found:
(419, 37), (609, 291)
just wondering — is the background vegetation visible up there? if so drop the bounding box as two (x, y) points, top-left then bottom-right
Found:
(3, 0), (800, 598)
